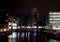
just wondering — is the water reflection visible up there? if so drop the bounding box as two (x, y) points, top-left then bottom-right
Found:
(8, 32), (33, 42)
(49, 39), (60, 42)
(8, 38), (17, 42)
(8, 32), (18, 42)
(21, 32), (24, 42)
(8, 32), (28, 42)
(0, 31), (60, 42)
(8, 32), (17, 38)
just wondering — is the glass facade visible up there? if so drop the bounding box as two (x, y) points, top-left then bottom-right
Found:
(49, 12), (60, 30)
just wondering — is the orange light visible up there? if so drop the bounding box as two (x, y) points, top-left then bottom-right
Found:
(17, 26), (20, 29)
(3, 29), (9, 32)
(3, 29), (7, 32)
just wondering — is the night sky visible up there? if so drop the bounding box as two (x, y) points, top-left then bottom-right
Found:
(0, 0), (60, 16)
(0, 0), (60, 26)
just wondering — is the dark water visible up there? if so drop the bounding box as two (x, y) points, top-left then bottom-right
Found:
(0, 32), (60, 42)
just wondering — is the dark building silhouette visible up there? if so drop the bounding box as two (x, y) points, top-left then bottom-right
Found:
(0, 11), (8, 27)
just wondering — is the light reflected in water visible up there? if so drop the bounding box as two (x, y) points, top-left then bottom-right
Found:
(8, 38), (17, 42)
(8, 32), (20, 42)
(21, 32), (24, 38)
(12, 32), (17, 38)
(8, 32), (17, 38)
(21, 32), (25, 42)
(8, 32), (26, 42)
(18, 32), (20, 38)
(4, 31), (60, 42)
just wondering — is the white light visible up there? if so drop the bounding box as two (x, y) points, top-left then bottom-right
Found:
(53, 12), (60, 14)
(21, 26), (25, 28)
(38, 26), (42, 29)
(53, 28), (60, 30)
(13, 27), (17, 29)
(8, 35), (13, 38)
(8, 22), (12, 25)
(12, 23), (17, 27)
(38, 26), (44, 29)
(9, 27), (11, 29)
(8, 32), (17, 38)
(13, 19), (15, 21)
(50, 16), (60, 17)
(49, 19), (60, 20)
(12, 32), (17, 38)
(31, 26), (37, 28)
(49, 12), (53, 14)
(49, 12), (60, 30)
(27, 26), (31, 28)
(49, 12), (60, 14)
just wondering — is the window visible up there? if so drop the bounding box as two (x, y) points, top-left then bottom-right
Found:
(49, 12), (60, 30)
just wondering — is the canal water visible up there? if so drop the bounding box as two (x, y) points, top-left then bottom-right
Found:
(0, 32), (60, 42)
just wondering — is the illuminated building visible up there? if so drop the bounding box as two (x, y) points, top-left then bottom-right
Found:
(8, 17), (19, 29)
(31, 7), (40, 26)
(49, 12), (60, 30)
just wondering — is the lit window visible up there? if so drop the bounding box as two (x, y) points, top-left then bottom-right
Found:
(8, 22), (12, 25)
(27, 26), (31, 28)
(9, 27), (11, 29)
(49, 12), (53, 14)
(31, 26), (37, 28)
(49, 12), (60, 30)
(53, 12), (60, 14)
(13, 27), (17, 29)
(21, 26), (25, 28)
(12, 23), (17, 27)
